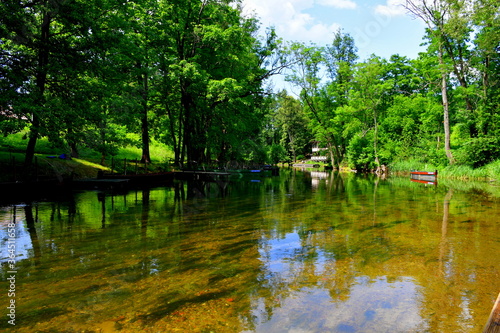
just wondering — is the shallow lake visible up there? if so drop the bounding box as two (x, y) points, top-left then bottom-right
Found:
(1, 170), (499, 332)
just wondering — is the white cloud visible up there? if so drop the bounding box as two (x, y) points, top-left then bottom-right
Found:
(316, 0), (357, 10)
(295, 22), (342, 43)
(241, 0), (343, 45)
(240, 0), (427, 92)
(375, 0), (407, 17)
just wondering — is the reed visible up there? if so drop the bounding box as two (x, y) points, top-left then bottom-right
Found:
(440, 165), (488, 180)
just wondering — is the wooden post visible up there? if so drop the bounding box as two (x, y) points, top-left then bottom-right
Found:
(484, 292), (500, 333)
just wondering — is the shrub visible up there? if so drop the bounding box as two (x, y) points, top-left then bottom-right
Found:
(455, 137), (500, 168)
(347, 134), (375, 171)
(268, 144), (287, 164)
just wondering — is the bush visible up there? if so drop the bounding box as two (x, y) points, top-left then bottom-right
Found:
(455, 137), (500, 168)
(237, 139), (268, 164)
(268, 144), (287, 164)
(347, 134), (375, 171)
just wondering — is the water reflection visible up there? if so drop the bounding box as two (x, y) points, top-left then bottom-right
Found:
(246, 276), (425, 333)
(0, 172), (499, 332)
(0, 206), (35, 265)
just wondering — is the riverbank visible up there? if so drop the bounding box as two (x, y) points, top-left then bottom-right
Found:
(2, 150), (500, 184)
(390, 159), (500, 182)
(0, 151), (172, 183)
(0, 131), (173, 182)
(283, 159), (500, 182)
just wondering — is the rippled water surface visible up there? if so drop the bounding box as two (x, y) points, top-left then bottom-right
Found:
(1, 170), (499, 332)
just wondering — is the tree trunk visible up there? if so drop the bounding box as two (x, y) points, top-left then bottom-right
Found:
(24, 125), (39, 169)
(180, 83), (192, 168)
(140, 113), (151, 164)
(138, 66), (151, 164)
(438, 47), (454, 165)
(26, 4), (50, 168)
(442, 39), (476, 136)
(68, 137), (79, 158)
(327, 142), (337, 169)
(373, 110), (380, 168)
(289, 133), (296, 162)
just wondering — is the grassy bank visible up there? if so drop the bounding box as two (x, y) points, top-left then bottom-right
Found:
(390, 159), (500, 181)
(0, 133), (174, 182)
(0, 151), (112, 182)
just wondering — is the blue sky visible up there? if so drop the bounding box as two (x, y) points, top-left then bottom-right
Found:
(241, 0), (428, 61)
(240, 0), (429, 93)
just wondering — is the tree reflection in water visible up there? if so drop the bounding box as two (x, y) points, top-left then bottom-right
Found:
(0, 172), (499, 332)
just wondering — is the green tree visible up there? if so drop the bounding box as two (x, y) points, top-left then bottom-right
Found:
(0, 0), (114, 166)
(324, 29), (358, 107)
(156, 1), (284, 167)
(274, 92), (310, 162)
(349, 56), (393, 170)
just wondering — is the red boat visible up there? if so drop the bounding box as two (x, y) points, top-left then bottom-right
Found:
(410, 170), (438, 184)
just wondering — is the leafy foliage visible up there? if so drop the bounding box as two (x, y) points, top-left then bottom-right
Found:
(455, 137), (500, 167)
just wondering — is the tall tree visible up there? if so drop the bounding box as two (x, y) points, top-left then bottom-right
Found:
(404, 0), (456, 164)
(286, 31), (358, 168)
(471, 0), (500, 137)
(324, 29), (358, 107)
(286, 43), (339, 164)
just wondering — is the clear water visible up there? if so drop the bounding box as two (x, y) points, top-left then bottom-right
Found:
(1, 170), (499, 332)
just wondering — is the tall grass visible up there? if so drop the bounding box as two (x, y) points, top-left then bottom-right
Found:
(439, 165), (488, 180)
(390, 158), (500, 181)
(389, 159), (439, 173)
(483, 160), (500, 180)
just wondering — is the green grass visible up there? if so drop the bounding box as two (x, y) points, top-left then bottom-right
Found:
(0, 131), (173, 162)
(114, 142), (174, 163)
(484, 160), (500, 180)
(0, 131), (62, 154)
